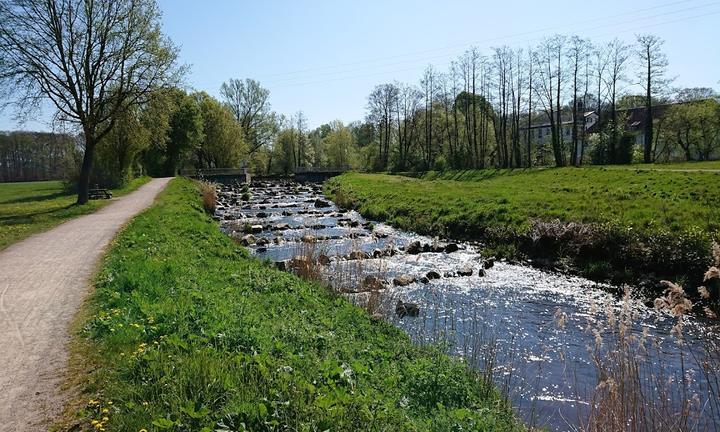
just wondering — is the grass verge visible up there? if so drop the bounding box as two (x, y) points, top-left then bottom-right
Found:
(66, 178), (519, 431)
(326, 168), (720, 288)
(0, 177), (151, 250)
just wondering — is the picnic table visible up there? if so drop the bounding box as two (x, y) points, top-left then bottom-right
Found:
(89, 184), (112, 200)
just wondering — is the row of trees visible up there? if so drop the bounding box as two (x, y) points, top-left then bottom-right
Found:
(358, 34), (719, 172)
(1, 0), (717, 194)
(0, 131), (78, 182)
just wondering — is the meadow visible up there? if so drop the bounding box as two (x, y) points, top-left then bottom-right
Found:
(67, 178), (519, 431)
(0, 177), (149, 250)
(326, 167), (720, 286)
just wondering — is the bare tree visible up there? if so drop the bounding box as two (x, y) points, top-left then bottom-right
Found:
(534, 36), (566, 167)
(367, 83), (398, 169)
(0, 0), (181, 203)
(395, 82), (421, 170)
(568, 36), (589, 165)
(636, 34), (671, 163)
(605, 39), (630, 163)
(220, 78), (277, 155)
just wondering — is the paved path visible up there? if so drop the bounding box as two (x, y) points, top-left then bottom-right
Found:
(0, 178), (171, 432)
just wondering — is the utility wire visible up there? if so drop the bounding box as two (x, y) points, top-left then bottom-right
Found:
(270, 9), (720, 89)
(260, 0), (713, 82)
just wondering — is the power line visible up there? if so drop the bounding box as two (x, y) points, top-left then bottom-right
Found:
(260, 0), (712, 82)
(266, 4), (720, 88)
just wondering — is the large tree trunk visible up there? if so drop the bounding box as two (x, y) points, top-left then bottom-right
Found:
(77, 139), (96, 205)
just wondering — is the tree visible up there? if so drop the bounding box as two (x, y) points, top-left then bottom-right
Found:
(95, 106), (150, 186)
(195, 92), (246, 169)
(164, 93), (203, 175)
(605, 39), (630, 163)
(0, 0), (181, 203)
(220, 78), (278, 155)
(367, 83), (398, 170)
(636, 34), (671, 163)
(567, 36), (589, 166)
(664, 99), (720, 161)
(322, 120), (357, 168)
(534, 35), (566, 167)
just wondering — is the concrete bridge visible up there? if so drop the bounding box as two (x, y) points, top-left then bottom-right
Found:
(294, 166), (349, 183)
(180, 167), (251, 184)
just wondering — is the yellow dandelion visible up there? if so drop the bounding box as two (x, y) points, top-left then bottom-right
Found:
(102, 408), (109, 413)
(91, 420), (99, 425)
(140, 429), (148, 432)
(102, 416), (109, 422)
(107, 400), (113, 405)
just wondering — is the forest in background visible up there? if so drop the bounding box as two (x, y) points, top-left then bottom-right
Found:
(2, 33), (720, 187)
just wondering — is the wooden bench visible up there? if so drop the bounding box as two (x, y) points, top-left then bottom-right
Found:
(89, 185), (112, 200)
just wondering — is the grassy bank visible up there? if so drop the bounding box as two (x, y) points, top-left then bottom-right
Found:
(326, 169), (720, 287)
(69, 178), (518, 431)
(0, 177), (150, 250)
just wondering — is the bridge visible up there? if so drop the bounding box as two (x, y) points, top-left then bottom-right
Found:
(294, 166), (350, 183)
(179, 167), (251, 184)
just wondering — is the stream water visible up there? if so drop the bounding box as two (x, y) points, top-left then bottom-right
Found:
(215, 180), (719, 431)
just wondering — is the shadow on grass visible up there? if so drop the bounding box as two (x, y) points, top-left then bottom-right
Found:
(0, 190), (72, 205)
(0, 204), (77, 225)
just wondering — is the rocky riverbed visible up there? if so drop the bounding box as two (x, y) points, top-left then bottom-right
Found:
(215, 180), (719, 432)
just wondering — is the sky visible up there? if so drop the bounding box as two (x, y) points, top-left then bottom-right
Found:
(1, 0), (719, 131)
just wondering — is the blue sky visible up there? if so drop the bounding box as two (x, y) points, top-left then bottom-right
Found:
(2, 0), (719, 131)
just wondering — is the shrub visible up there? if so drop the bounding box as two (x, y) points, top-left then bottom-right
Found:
(198, 181), (217, 214)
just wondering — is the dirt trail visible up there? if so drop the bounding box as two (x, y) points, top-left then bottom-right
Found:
(0, 177), (171, 432)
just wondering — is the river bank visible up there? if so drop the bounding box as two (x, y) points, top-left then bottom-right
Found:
(216, 178), (719, 431)
(325, 169), (720, 295)
(67, 178), (519, 431)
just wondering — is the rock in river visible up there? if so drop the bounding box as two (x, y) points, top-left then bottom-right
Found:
(457, 266), (474, 277)
(406, 240), (422, 255)
(393, 274), (417, 287)
(396, 300), (420, 318)
(426, 270), (441, 280)
(347, 250), (370, 260)
(314, 198), (331, 208)
(238, 234), (256, 246)
(361, 275), (385, 291)
(444, 243), (459, 253)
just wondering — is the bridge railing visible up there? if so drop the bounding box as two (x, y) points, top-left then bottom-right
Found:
(294, 166), (350, 174)
(179, 167), (248, 177)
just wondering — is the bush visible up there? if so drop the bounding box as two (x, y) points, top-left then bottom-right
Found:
(198, 181), (217, 214)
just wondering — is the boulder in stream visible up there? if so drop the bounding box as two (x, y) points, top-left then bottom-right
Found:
(301, 234), (317, 243)
(238, 234), (256, 246)
(406, 240), (422, 255)
(426, 270), (441, 280)
(444, 243), (459, 253)
(314, 198), (332, 208)
(361, 275), (385, 291)
(250, 225), (263, 233)
(393, 274), (417, 287)
(483, 257), (495, 269)
(396, 300), (420, 318)
(457, 266), (474, 277)
(347, 250), (370, 260)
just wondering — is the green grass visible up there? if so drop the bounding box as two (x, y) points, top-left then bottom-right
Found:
(327, 168), (720, 284)
(73, 178), (518, 432)
(0, 177), (150, 250)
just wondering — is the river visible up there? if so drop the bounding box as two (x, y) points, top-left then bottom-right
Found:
(215, 179), (719, 432)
